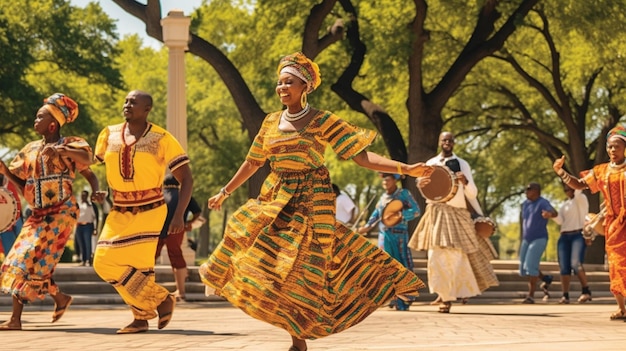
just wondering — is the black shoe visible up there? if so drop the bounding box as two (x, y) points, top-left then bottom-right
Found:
(540, 275), (553, 291)
(522, 297), (535, 304)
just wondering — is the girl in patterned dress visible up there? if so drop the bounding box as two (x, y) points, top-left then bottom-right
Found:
(0, 93), (99, 330)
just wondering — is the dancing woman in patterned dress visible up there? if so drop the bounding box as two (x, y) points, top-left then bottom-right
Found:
(199, 52), (428, 351)
(0, 93), (99, 330)
(553, 125), (626, 321)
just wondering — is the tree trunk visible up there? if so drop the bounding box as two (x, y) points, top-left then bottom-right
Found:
(198, 206), (210, 258)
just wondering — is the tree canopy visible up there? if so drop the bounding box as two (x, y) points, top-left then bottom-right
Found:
(3, 0), (626, 261)
(0, 0), (124, 151)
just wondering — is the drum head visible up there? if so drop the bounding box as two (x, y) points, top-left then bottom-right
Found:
(418, 165), (456, 203)
(382, 199), (404, 227)
(0, 187), (18, 233)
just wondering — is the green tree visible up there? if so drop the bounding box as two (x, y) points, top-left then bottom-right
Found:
(444, 2), (626, 262)
(112, 0), (626, 263)
(0, 0), (123, 150)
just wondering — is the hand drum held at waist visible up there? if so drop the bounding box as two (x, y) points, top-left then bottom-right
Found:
(417, 165), (458, 203)
(381, 199), (404, 227)
(474, 216), (497, 238)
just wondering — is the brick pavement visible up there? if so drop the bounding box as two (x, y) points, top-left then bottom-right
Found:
(0, 300), (624, 350)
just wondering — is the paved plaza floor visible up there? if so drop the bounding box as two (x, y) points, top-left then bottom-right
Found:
(1, 299), (624, 351)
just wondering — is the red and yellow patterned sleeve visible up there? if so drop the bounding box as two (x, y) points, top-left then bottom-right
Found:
(581, 164), (607, 194)
(63, 136), (93, 172)
(8, 141), (37, 181)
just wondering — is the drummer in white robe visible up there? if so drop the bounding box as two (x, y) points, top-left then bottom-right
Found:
(408, 131), (498, 313)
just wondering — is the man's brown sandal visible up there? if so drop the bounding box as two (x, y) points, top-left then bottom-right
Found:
(157, 294), (176, 329)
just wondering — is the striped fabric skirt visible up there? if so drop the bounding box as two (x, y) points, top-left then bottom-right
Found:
(200, 169), (425, 339)
(409, 202), (498, 293)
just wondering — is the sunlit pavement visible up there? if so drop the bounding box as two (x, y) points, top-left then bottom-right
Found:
(0, 299), (624, 351)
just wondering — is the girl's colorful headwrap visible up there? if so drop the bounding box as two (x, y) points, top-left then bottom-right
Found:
(277, 52), (321, 93)
(607, 125), (626, 144)
(42, 93), (79, 126)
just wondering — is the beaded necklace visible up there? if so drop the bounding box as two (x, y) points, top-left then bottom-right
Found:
(609, 159), (626, 169)
(282, 103), (310, 122)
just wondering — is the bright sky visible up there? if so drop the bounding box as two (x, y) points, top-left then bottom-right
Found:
(70, 0), (204, 48)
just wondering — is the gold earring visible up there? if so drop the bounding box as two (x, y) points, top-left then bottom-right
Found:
(300, 92), (307, 109)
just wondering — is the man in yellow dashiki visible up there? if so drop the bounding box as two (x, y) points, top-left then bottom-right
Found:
(200, 52), (428, 351)
(92, 90), (193, 334)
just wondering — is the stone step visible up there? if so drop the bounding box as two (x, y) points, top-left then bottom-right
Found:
(0, 259), (611, 307)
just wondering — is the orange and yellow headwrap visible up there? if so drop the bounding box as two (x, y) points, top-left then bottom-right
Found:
(607, 125), (626, 144)
(277, 52), (321, 93)
(42, 93), (79, 126)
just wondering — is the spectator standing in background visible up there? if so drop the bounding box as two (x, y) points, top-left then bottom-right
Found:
(520, 182), (557, 304)
(550, 183), (592, 304)
(75, 190), (98, 266)
(333, 183), (357, 226)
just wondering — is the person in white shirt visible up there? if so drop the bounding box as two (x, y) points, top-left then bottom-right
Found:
(409, 131), (498, 313)
(93, 191), (112, 259)
(333, 184), (357, 226)
(550, 184), (592, 304)
(76, 190), (98, 266)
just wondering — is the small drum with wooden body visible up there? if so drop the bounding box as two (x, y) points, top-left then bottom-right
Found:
(417, 165), (458, 203)
(381, 199), (404, 227)
(0, 186), (18, 233)
(474, 216), (497, 238)
(583, 211), (605, 239)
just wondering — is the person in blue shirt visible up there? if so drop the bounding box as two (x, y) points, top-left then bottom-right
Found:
(358, 173), (420, 310)
(520, 182), (557, 303)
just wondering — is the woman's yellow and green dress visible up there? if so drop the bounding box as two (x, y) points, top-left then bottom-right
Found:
(200, 110), (425, 339)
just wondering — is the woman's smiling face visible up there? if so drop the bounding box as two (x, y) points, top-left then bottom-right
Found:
(276, 72), (307, 107)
